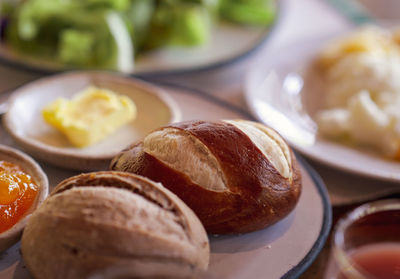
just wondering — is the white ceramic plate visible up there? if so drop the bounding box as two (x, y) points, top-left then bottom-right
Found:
(244, 31), (400, 183)
(3, 72), (181, 171)
(0, 18), (277, 76)
(0, 84), (331, 279)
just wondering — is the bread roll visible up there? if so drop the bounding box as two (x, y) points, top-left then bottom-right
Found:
(110, 120), (302, 234)
(21, 171), (209, 279)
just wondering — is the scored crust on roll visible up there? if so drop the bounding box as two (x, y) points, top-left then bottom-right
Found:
(110, 120), (302, 234)
(21, 171), (209, 279)
(223, 120), (292, 180)
(143, 128), (227, 192)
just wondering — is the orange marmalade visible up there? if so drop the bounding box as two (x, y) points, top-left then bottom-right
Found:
(0, 161), (38, 233)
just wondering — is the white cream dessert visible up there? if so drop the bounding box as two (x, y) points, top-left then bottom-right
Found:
(315, 26), (400, 159)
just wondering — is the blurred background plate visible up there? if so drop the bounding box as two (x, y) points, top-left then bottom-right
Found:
(244, 31), (400, 184)
(0, 2), (280, 77)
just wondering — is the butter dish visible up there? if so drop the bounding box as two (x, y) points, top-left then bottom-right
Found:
(2, 72), (181, 171)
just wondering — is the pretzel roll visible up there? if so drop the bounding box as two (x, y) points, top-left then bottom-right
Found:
(110, 120), (302, 234)
(21, 171), (209, 279)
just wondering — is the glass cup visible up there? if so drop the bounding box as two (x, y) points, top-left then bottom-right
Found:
(325, 199), (400, 279)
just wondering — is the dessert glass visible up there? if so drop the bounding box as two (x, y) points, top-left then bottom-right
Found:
(326, 199), (400, 279)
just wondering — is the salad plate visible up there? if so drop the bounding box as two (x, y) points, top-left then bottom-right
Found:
(2, 71), (181, 171)
(244, 31), (400, 183)
(0, 24), (276, 76)
(0, 1), (279, 76)
(0, 83), (331, 278)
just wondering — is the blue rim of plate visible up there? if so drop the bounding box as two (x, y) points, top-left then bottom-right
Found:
(150, 81), (332, 279)
(0, 1), (283, 78)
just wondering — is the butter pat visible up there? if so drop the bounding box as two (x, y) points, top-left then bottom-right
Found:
(43, 86), (136, 147)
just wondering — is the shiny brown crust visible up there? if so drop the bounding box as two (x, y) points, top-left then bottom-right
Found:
(21, 171), (209, 279)
(110, 120), (302, 234)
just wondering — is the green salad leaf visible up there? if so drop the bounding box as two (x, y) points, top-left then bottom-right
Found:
(219, 0), (276, 25)
(145, 2), (212, 49)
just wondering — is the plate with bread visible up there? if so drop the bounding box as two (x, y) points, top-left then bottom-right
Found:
(0, 82), (331, 278)
(245, 25), (400, 183)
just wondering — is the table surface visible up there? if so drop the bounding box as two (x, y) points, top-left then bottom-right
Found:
(1, 0), (399, 278)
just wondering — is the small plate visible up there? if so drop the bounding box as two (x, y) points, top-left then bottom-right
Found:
(0, 144), (48, 252)
(244, 31), (400, 183)
(3, 71), (181, 171)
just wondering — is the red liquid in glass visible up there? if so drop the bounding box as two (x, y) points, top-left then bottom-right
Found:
(342, 243), (400, 279)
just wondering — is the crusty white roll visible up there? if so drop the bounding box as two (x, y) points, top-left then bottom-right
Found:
(110, 120), (302, 234)
(21, 171), (209, 279)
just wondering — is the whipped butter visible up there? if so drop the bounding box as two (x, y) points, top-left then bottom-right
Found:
(42, 86), (136, 147)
